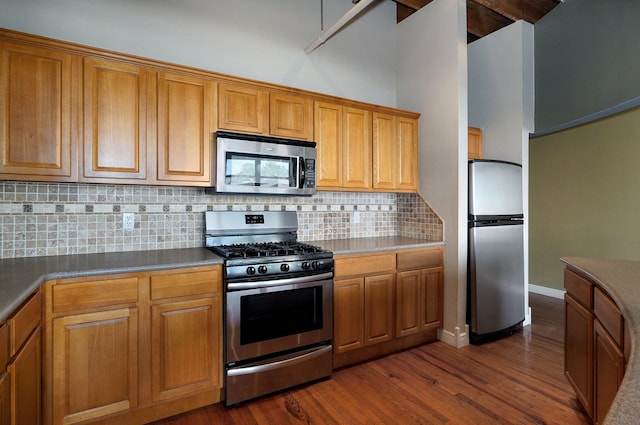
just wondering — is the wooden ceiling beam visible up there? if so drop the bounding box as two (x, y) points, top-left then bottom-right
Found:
(470, 0), (560, 24)
(394, 0), (432, 11)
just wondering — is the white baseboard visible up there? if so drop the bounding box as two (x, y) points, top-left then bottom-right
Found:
(438, 324), (469, 348)
(528, 284), (565, 299)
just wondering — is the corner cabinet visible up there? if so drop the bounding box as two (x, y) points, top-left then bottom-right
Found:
(43, 266), (222, 425)
(1, 290), (42, 425)
(564, 267), (627, 423)
(333, 246), (443, 368)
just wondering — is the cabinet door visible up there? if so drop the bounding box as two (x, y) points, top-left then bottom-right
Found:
(8, 328), (41, 425)
(594, 320), (625, 424)
(218, 83), (268, 135)
(0, 373), (9, 425)
(565, 294), (593, 418)
(314, 101), (342, 188)
(364, 273), (395, 346)
(334, 278), (365, 354)
(372, 112), (396, 190)
(468, 127), (483, 160)
(270, 93), (313, 140)
(0, 41), (78, 180)
(343, 107), (371, 189)
(83, 57), (150, 181)
(151, 297), (220, 402)
(157, 72), (214, 184)
(396, 117), (418, 191)
(52, 308), (138, 425)
(396, 270), (421, 337)
(421, 266), (444, 328)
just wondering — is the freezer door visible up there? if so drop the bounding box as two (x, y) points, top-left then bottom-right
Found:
(468, 223), (525, 336)
(469, 160), (522, 217)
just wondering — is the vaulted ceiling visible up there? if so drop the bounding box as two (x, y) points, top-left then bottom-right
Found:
(394, 0), (561, 43)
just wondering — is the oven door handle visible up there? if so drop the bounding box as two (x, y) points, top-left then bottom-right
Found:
(227, 345), (332, 377)
(227, 272), (333, 290)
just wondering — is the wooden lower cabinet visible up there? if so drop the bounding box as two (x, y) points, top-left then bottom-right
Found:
(364, 274), (395, 346)
(0, 372), (9, 425)
(564, 293), (593, 416)
(594, 320), (625, 424)
(52, 308), (138, 425)
(396, 266), (443, 337)
(150, 297), (219, 402)
(333, 247), (443, 368)
(333, 278), (365, 354)
(564, 266), (627, 423)
(8, 328), (41, 425)
(44, 266), (222, 425)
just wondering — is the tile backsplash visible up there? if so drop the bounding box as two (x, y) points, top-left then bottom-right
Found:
(0, 182), (443, 259)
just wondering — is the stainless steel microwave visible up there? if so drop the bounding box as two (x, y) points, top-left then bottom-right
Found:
(210, 131), (317, 196)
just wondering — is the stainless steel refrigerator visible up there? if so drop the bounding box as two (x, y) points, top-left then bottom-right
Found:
(467, 159), (525, 344)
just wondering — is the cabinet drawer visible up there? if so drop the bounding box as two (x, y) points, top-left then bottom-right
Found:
(396, 247), (443, 271)
(9, 291), (40, 356)
(594, 287), (623, 347)
(564, 268), (593, 309)
(335, 253), (395, 278)
(52, 277), (139, 313)
(150, 269), (219, 300)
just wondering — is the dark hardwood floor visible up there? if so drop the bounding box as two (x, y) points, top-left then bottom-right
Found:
(154, 293), (590, 424)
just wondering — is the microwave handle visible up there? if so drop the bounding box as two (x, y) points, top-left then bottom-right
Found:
(299, 157), (306, 188)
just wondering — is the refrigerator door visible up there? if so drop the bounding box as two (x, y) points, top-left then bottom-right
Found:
(469, 160), (522, 218)
(468, 222), (525, 338)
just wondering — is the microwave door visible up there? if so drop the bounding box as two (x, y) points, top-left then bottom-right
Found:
(299, 157), (306, 189)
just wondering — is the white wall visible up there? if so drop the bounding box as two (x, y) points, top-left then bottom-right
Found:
(397, 0), (469, 347)
(0, 0), (397, 107)
(467, 21), (535, 324)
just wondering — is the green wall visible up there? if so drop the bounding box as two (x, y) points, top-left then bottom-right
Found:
(529, 107), (640, 290)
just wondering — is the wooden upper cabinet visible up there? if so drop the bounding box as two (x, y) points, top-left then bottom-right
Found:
(396, 116), (418, 191)
(372, 113), (418, 192)
(314, 101), (342, 188)
(372, 112), (397, 191)
(343, 107), (371, 189)
(270, 93), (313, 140)
(217, 83), (268, 135)
(468, 126), (483, 160)
(82, 57), (151, 181)
(157, 72), (215, 185)
(0, 41), (79, 181)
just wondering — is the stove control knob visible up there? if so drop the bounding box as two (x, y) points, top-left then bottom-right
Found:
(246, 266), (256, 275)
(258, 265), (268, 274)
(301, 261), (311, 270)
(280, 263), (290, 272)
(311, 260), (320, 270)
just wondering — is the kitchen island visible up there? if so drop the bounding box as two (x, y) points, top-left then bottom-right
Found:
(561, 257), (640, 425)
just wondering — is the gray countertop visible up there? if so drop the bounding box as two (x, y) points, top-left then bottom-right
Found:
(0, 248), (223, 323)
(0, 237), (443, 323)
(307, 236), (444, 255)
(561, 257), (640, 425)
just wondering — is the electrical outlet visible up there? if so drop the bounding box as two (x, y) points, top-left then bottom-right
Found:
(123, 213), (135, 230)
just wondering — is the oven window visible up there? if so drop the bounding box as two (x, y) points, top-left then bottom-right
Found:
(240, 285), (323, 345)
(225, 153), (296, 188)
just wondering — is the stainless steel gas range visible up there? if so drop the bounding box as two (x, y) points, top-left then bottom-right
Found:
(205, 211), (333, 406)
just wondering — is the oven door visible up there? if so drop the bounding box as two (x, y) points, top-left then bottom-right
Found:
(225, 274), (333, 364)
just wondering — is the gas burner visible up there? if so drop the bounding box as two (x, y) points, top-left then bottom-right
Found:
(208, 241), (324, 260)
